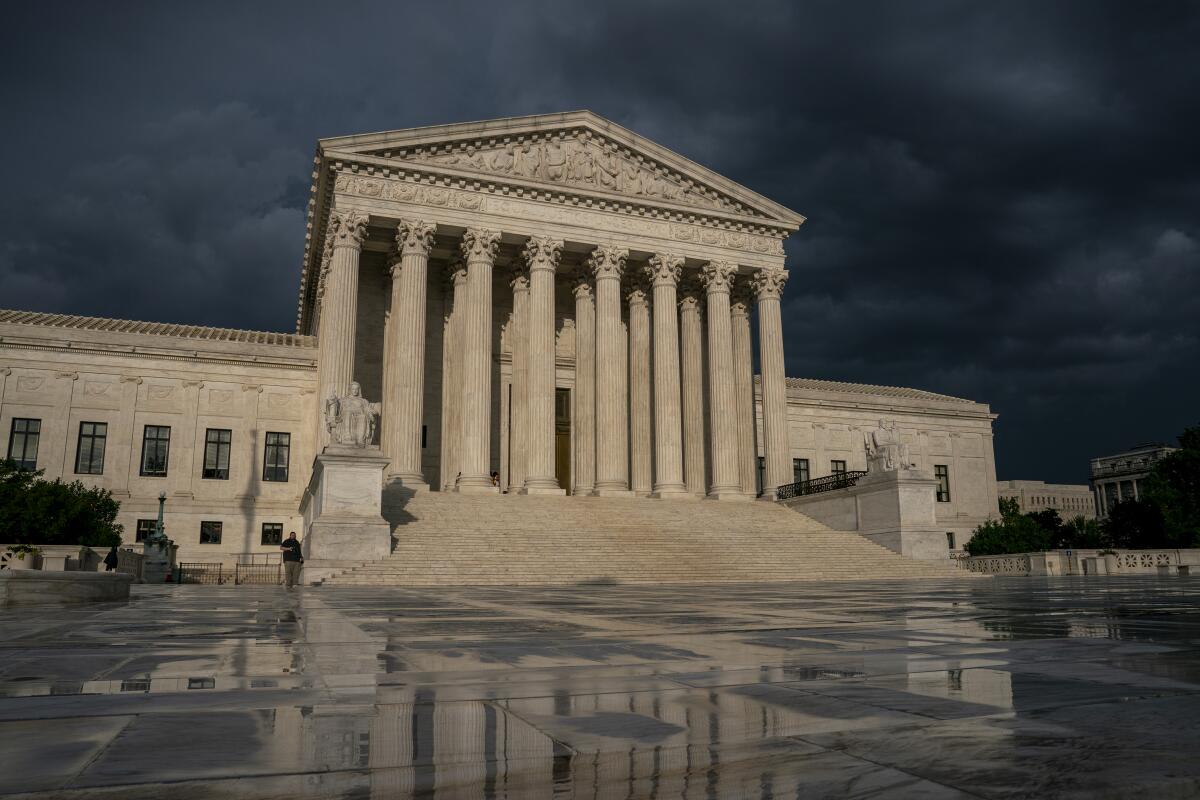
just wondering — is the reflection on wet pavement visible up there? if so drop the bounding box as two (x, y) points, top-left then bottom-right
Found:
(1, 577), (1199, 798)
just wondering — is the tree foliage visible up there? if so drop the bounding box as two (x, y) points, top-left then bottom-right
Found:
(0, 460), (123, 547)
(1141, 425), (1200, 548)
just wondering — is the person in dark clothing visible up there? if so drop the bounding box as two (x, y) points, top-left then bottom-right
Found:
(280, 531), (303, 589)
(103, 546), (119, 572)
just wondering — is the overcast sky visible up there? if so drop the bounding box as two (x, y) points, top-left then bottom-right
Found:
(1, 1), (1196, 484)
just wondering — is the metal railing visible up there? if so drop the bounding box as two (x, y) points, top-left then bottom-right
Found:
(176, 562), (226, 584)
(234, 563), (282, 585)
(776, 471), (868, 500)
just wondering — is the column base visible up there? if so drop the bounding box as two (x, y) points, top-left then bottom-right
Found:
(457, 484), (501, 495)
(651, 487), (694, 500)
(519, 486), (567, 496)
(706, 490), (752, 501)
(592, 488), (634, 498)
(386, 474), (430, 492)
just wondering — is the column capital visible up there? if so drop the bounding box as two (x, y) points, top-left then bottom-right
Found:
(646, 253), (684, 287)
(587, 245), (628, 281)
(329, 209), (368, 249)
(396, 219), (437, 257)
(315, 239), (335, 300)
(624, 275), (651, 307)
(730, 282), (754, 317)
(385, 252), (403, 280)
(508, 264), (530, 292)
(445, 257), (469, 287)
(571, 271), (594, 300)
(461, 228), (501, 262)
(750, 268), (789, 300)
(700, 261), (738, 294)
(523, 236), (563, 273)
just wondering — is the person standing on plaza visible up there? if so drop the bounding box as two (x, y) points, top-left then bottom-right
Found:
(103, 545), (119, 572)
(280, 531), (303, 589)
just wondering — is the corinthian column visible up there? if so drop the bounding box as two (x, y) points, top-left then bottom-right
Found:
(752, 269), (790, 499)
(647, 254), (688, 498)
(382, 219), (436, 488)
(572, 273), (596, 495)
(316, 209), (368, 448)
(701, 261), (745, 500)
(678, 279), (707, 495)
(626, 276), (652, 495)
(439, 260), (468, 490)
(457, 228), (502, 493)
(730, 283), (758, 496)
(507, 266), (530, 491)
(588, 245), (632, 496)
(521, 236), (566, 494)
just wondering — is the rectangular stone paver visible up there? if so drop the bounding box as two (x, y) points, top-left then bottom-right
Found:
(0, 577), (1199, 798)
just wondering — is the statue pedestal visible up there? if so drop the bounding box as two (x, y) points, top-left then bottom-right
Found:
(853, 469), (948, 561)
(300, 445), (392, 584)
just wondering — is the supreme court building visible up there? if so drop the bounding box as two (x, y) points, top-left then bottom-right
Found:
(0, 113), (999, 566)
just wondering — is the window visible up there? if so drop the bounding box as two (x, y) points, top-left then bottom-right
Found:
(946, 532), (956, 550)
(263, 432), (290, 482)
(935, 465), (951, 502)
(140, 425), (171, 477)
(6, 418), (40, 470)
(792, 458), (810, 485)
(830, 460), (847, 476)
(202, 428), (231, 480)
(135, 519), (157, 543)
(261, 522), (283, 546)
(199, 521), (222, 544)
(74, 421), (108, 475)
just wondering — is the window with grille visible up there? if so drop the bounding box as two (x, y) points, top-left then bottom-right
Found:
(935, 465), (951, 502)
(261, 522), (283, 546)
(135, 519), (157, 543)
(202, 428), (231, 480)
(140, 425), (171, 476)
(6, 418), (40, 470)
(199, 521), (222, 544)
(74, 421), (108, 475)
(263, 432), (291, 482)
(792, 458), (810, 485)
(830, 459), (847, 476)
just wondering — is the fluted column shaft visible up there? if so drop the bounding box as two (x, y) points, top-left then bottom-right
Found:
(588, 246), (631, 495)
(383, 219), (436, 486)
(316, 209), (367, 449)
(522, 237), (565, 494)
(507, 268), (530, 490)
(627, 279), (653, 495)
(647, 255), (687, 496)
(439, 262), (468, 490)
(753, 269), (791, 499)
(730, 285), (758, 496)
(679, 281), (707, 495)
(572, 276), (596, 495)
(457, 228), (501, 492)
(701, 261), (743, 499)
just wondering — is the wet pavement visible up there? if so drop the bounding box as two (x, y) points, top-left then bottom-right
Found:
(2, 576), (1200, 798)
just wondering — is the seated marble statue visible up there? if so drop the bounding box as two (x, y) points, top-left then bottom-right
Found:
(864, 418), (915, 473)
(325, 382), (381, 448)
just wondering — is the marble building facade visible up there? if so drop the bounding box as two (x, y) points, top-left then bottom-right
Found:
(0, 112), (998, 564)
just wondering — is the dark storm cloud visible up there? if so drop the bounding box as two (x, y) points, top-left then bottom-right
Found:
(1, 0), (1196, 482)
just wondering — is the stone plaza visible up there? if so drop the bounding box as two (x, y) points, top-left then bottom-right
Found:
(3, 577), (1200, 798)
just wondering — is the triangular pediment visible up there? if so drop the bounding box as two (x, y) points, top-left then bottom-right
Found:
(319, 111), (804, 227)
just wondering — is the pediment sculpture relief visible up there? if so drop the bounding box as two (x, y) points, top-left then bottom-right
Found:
(399, 134), (745, 214)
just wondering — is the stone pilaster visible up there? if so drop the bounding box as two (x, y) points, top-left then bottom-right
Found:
(572, 274), (596, 496)
(383, 219), (436, 488)
(678, 279), (707, 496)
(646, 254), (688, 498)
(730, 282), (757, 496)
(439, 260), (469, 491)
(701, 261), (744, 500)
(588, 245), (632, 496)
(316, 209), (367, 448)
(456, 228), (502, 493)
(752, 269), (790, 499)
(521, 236), (565, 495)
(507, 265), (530, 491)
(626, 276), (653, 495)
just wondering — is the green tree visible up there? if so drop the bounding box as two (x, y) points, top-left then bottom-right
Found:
(1056, 515), (1108, 549)
(966, 497), (1054, 556)
(1142, 425), (1200, 547)
(0, 460), (123, 547)
(1104, 499), (1169, 549)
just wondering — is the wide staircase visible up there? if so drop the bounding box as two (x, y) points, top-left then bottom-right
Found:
(316, 492), (969, 586)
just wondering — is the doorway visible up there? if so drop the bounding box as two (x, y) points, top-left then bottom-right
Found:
(555, 388), (571, 494)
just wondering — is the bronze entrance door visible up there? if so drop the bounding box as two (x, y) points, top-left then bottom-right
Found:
(555, 388), (571, 494)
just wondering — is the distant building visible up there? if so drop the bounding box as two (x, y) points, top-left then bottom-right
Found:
(1090, 444), (1178, 518)
(996, 480), (1096, 520)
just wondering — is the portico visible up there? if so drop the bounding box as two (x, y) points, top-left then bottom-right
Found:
(299, 112), (803, 500)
